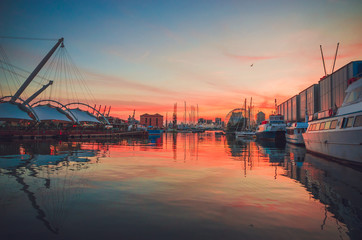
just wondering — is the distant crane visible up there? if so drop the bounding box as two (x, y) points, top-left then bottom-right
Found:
(10, 38), (64, 103)
(173, 103), (177, 129)
(107, 106), (111, 117)
(128, 109), (136, 124)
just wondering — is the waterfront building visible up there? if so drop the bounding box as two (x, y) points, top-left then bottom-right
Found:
(277, 61), (362, 122)
(140, 113), (163, 128)
(256, 111), (265, 125)
(298, 84), (320, 121)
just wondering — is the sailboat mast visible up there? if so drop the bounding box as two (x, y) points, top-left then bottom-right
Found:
(166, 112), (168, 128)
(184, 101), (186, 124)
(244, 98), (247, 129)
(249, 97), (252, 129)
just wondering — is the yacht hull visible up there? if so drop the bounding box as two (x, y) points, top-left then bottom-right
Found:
(286, 134), (305, 145)
(147, 129), (164, 135)
(303, 129), (362, 164)
(255, 130), (285, 142)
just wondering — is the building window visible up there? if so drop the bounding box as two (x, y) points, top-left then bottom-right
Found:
(149, 119), (152, 126)
(145, 118), (147, 124)
(156, 118), (158, 126)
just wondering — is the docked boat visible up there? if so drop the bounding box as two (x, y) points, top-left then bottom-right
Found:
(302, 77), (362, 164)
(235, 130), (255, 139)
(255, 114), (286, 142)
(147, 129), (164, 135)
(285, 122), (308, 145)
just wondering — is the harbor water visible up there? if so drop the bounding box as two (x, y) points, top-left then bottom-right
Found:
(0, 132), (361, 240)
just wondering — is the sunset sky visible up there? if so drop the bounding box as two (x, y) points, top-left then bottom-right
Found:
(1, 0), (362, 121)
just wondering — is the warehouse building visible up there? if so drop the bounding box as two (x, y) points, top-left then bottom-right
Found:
(277, 61), (362, 122)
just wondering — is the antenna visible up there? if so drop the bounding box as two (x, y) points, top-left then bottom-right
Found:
(320, 45), (327, 76)
(331, 42), (339, 74)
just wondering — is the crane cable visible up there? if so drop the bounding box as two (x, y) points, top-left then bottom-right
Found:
(0, 36), (58, 41)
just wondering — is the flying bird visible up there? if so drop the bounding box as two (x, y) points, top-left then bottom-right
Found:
(250, 64), (253, 67)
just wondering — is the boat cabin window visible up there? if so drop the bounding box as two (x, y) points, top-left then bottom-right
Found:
(330, 120), (338, 129)
(315, 123), (321, 131)
(354, 115), (362, 127)
(309, 124), (314, 131)
(320, 122), (326, 130)
(342, 117), (354, 128)
(344, 86), (362, 104)
(346, 117), (354, 128)
(324, 121), (331, 130)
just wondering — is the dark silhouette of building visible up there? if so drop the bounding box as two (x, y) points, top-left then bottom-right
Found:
(198, 118), (206, 124)
(215, 118), (222, 125)
(256, 111), (265, 125)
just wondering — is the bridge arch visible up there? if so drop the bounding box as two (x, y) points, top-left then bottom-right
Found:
(0, 96), (40, 122)
(64, 102), (110, 125)
(30, 99), (79, 124)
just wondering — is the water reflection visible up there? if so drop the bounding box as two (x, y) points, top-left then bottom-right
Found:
(254, 141), (362, 239)
(0, 141), (99, 235)
(283, 152), (362, 239)
(0, 134), (361, 239)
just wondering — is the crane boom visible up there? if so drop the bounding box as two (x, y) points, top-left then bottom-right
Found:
(23, 80), (53, 105)
(11, 38), (64, 102)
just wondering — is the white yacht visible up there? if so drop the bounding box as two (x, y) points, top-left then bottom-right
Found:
(285, 122), (308, 145)
(255, 114), (286, 142)
(302, 77), (362, 164)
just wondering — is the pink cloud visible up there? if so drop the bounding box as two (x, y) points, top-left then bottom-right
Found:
(83, 69), (181, 96)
